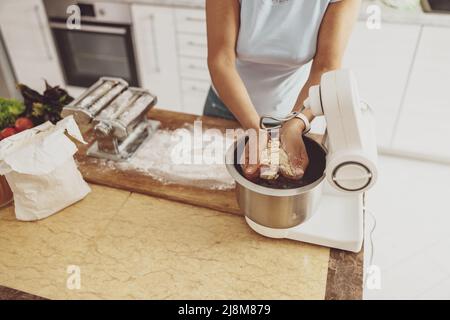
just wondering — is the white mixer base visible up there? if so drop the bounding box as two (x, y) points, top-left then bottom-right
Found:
(245, 192), (363, 253)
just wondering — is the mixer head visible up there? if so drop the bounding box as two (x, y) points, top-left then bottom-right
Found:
(304, 69), (378, 193)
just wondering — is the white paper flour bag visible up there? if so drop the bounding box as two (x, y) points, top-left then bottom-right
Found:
(0, 116), (91, 221)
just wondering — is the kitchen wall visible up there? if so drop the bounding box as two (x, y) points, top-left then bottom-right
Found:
(0, 0), (449, 162)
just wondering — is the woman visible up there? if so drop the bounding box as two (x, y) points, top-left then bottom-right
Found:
(204, 0), (360, 179)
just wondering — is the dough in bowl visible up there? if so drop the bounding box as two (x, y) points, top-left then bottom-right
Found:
(259, 139), (297, 180)
(260, 139), (279, 180)
(279, 147), (296, 178)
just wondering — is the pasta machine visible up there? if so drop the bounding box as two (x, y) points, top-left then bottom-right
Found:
(62, 77), (159, 161)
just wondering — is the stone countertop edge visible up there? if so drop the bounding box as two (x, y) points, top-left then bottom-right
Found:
(325, 249), (364, 300)
(0, 285), (48, 300)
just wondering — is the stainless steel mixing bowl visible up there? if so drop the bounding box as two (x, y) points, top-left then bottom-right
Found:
(225, 136), (327, 229)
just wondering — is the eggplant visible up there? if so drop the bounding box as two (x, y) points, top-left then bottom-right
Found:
(16, 80), (74, 125)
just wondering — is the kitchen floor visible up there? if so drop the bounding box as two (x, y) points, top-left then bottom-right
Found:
(363, 154), (450, 299)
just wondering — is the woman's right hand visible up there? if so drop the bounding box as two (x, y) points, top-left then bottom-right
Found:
(279, 118), (309, 180)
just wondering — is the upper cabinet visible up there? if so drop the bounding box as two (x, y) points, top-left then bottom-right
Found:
(343, 21), (421, 148)
(392, 26), (450, 159)
(132, 4), (182, 111)
(0, 0), (64, 91)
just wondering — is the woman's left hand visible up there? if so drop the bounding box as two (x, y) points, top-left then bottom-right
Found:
(280, 118), (310, 180)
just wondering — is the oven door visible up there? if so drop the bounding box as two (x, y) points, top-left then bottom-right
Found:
(50, 22), (139, 87)
(421, 0), (450, 13)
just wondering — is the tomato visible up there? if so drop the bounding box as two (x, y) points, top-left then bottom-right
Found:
(14, 117), (34, 132)
(0, 127), (17, 139)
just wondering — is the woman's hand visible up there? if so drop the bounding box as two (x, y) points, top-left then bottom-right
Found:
(240, 121), (309, 181)
(280, 118), (309, 180)
(240, 130), (268, 180)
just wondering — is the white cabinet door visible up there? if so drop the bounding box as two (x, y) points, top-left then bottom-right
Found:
(0, 0), (64, 91)
(132, 4), (182, 112)
(343, 22), (421, 148)
(392, 26), (450, 160)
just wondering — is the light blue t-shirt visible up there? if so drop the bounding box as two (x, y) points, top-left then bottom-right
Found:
(236, 0), (341, 117)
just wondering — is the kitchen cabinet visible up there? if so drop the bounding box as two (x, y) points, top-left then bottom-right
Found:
(174, 8), (207, 35)
(132, 4), (182, 111)
(0, 0), (64, 92)
(174, 7), (210, 115)
(343, 21), (421, 148)
(392, 26), (450, 159)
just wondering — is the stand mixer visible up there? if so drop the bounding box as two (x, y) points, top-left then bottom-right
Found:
(226, 69), (378, 253)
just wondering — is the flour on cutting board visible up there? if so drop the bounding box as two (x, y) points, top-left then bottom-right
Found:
(116, 125), (235, 190)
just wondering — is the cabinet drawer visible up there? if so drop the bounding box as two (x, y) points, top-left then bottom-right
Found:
(182, 79), (210, 115)
(183, 94), (207, 116)
(175, 8), (206, 35)
(181, 79), (210, 96)
(182, 80), (209, 114)
(180, 57), (210, 81)
(177, 33), (207, 58)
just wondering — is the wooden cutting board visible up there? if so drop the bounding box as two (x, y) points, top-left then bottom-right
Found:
(75, 109), (324, 216)
(75, 109), (243, 214)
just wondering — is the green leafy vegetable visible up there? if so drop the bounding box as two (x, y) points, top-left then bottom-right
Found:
(0, 97), (25, 130)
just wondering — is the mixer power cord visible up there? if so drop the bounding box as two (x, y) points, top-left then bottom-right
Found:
(363, 192), (377, 288)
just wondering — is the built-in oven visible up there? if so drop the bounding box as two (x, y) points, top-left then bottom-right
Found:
(44, 0), (139, 88)
(421, 0), (450, 13)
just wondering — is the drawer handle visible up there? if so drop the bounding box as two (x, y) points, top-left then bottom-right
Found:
(185, 17), (206, 23)
(190, 86), (205, 92)
(148, 14), (161, 73)
(187, 41), (206, 48)
(188, 64), (207, 71)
